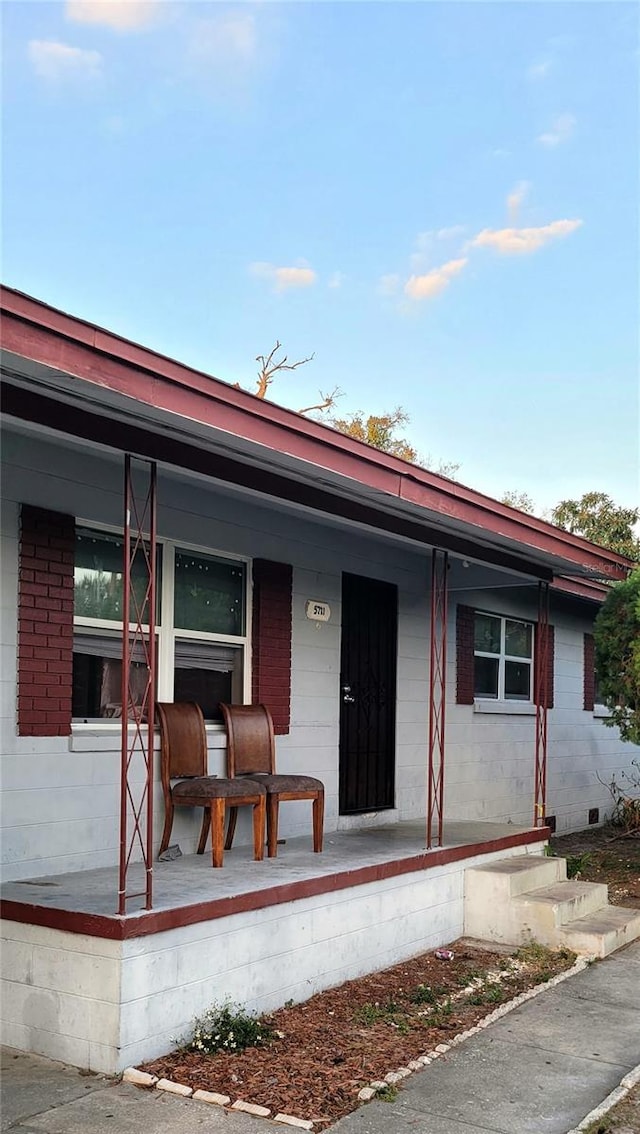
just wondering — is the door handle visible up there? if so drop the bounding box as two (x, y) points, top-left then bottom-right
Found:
(342, 684), (355, 704)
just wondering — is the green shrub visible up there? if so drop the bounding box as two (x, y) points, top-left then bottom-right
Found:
(187, 1002), (273, 1055)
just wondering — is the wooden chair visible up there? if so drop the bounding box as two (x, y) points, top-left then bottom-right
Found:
(220, 702), (324, 858)
(156, 702), (266, 868)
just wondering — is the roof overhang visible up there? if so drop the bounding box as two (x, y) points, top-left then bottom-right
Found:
(0, 285), (633, 591)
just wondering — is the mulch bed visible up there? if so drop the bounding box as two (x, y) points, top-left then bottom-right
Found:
(142, 939), (576, 1127)
(552, 825), (640, 910)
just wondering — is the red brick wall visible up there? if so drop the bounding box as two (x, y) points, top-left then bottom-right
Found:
(251, 559), (292, 735)
(456, 604), (475, 704)
(583, 633), (595, 711)
(18, 506), (75, 736)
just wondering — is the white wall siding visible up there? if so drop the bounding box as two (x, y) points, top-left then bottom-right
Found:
(1, 428), (638, 880)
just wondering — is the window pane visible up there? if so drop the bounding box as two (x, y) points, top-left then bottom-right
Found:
(174, 551), (245, 635)
(474, 613), (501, 654)
(505, 620), (532, 659)
(75, 530), (159, 624)
(72, 633), (154, 721)
(474, 655), (499, 698)
(174, 640), (243, 721)
(505, 660), (531, 700)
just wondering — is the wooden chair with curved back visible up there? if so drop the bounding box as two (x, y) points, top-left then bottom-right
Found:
(220, 702), (324, 858)
(156, 701), (266, 868)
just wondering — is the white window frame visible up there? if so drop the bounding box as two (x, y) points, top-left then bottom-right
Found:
(72, 521), (252, 728)
(473, 611), (534, 704)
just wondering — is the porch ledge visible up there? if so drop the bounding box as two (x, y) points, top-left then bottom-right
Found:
(0, 825), (549, 942)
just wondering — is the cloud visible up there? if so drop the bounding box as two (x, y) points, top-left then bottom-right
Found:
(191, 13), (257, 66)
(409, 225), (466, 270)
(328, 272), (345, 289)
(378, 274), (400, 297)
(471, 218), (583, 255)
(506, 181), (530, 224)
(65, 1), (163, 31)
(28, 39), (102, 80)
(404, 257), (468, 300)
(528, 59), (551, 80)
(250, 262), (317, 292)
(537, 112), (576, 147)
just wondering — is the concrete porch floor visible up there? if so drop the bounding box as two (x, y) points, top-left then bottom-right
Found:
(0, 820), (542, 923)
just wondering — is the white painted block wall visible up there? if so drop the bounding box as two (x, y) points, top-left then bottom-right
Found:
(0, 841), (547, 1073)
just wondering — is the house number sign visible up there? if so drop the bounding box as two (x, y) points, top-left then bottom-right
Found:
(305, 600), (331, 622)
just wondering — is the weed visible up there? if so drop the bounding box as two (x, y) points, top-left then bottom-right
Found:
(377, 1086), (399, 1103)
(566, 852), (592, 879)
(411, 983), (447, 1005)
(354, 999), (405, 1028)
(186, 1002), (273, 1055)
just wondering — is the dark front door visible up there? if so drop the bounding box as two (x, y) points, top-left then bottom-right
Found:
(339, 573), (398, 814)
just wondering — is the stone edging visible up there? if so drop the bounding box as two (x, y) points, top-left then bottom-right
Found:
(565, 1061), (640, 1134)
(123, 954), (592, 1130)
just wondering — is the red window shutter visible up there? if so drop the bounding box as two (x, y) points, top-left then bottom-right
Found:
(456, 604), (475, 705)
(18, 505), (75, 737)
(534, 623), (555, 710)
(583, 633), (595, 711)
(251, 559), (292, 735)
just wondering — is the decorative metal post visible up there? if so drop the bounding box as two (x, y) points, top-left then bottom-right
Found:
(427, 548), (448, 849)
(533, 580), (550, 828)
(118, 455), (157, 914)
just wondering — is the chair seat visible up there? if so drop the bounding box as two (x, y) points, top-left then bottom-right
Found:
(240, 773), (324, 794)
(172, 776), (266, 801)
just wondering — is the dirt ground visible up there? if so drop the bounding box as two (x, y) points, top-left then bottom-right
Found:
(143, 940), (575, 1127)
(583, 1083), (640, 1134)
(551, 824), (640, 909)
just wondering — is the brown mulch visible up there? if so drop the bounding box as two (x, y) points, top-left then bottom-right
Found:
(142, 939), (576, 1127)
(582, 1082), (640, 1134)
(552, 825), (640, 910)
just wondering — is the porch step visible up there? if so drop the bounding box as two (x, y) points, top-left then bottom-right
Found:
(464, 854), (640, 958)
(560, 906), (640, 959)
(512, 880), (609, 933)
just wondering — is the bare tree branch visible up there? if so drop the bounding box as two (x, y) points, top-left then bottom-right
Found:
(298, 386), (343, 415)
(255, 342), (315, 399)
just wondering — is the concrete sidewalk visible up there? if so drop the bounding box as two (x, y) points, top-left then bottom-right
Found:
(2, 940), (639, 1134)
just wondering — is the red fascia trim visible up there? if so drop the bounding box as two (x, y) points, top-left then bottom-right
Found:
(0, 826), (549, 941)
(552, 577), (609, 603)
(1, 286), (631, 580)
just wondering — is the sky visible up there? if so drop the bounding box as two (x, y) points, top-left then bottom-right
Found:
(2, 0), (639, 516)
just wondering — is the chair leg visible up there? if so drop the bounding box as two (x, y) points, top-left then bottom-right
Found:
(224, 806), (238, 851)
(266, 794), (280, 858)
(312, 791), (324, 853)
(197, 808), (210, 855)
(252, 797), (266, 862)
(210, 798), (226, 867)
(158, 798), (174, 858)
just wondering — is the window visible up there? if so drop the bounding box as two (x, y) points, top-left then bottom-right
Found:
(473, 612), (533, 701)
(73, 528), (248, 723)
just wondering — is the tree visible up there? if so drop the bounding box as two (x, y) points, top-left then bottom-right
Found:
(252, 342), (341, 415)
(250, 344), (460, 475)
(328, 407), (418, 463)
(552, 492), (640, 561)
(593, 568), (640, 745)
(502, 491), (536, 514)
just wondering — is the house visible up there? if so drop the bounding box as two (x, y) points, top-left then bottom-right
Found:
(1, 284), (637, 1073)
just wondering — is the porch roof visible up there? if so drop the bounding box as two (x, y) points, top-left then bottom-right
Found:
(0, 284), (631, 588)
